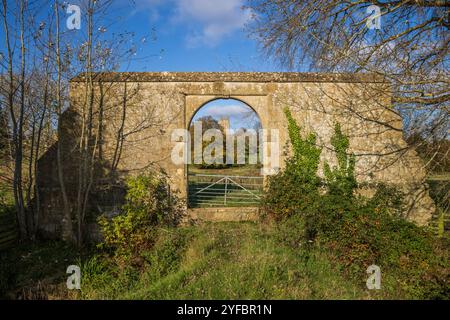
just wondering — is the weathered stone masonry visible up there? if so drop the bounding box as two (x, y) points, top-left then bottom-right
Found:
(37, 72), (435, 238)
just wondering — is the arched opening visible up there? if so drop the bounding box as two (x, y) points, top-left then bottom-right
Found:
(187, 98), (264, 208)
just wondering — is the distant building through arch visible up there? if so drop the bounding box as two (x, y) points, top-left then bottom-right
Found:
(218, 117), (230, 132)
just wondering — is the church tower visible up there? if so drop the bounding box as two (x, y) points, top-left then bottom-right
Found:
(218, 116), (230, 132)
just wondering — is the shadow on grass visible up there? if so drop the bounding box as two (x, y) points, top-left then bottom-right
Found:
(0, 240), (96, 299)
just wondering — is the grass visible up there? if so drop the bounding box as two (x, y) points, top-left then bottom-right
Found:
(1, 222), (372, 299)
(0, 240), (88, 299)
(78, 222), (371, 299)
(1, 221), (446, 300)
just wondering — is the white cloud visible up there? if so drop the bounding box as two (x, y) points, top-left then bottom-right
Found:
(141, 0), (252, 47)
(202, 104), (253, 118)
(176, 0), (252, 47)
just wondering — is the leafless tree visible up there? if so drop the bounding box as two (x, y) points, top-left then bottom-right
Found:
(0, 0), (29, 238)
(247, 0), (449, 173)
(0, 0), (150, 243)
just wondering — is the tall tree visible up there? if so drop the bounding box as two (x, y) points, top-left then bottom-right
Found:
(247, 0), (449, 171)
(0, 0), (146, 242)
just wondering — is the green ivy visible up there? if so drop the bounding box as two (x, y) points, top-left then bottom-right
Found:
(284, 107), (322, 186)
(323, 123), (357, 198)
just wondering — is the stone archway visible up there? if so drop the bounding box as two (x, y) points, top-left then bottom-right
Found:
(185, 97), (266, 215)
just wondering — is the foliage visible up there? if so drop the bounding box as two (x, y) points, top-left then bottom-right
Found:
(274, 214), (307, 249)
(0, 182), (14, 216)
(367, 183), (406, 218)
(284, 108), (321, 185)
(0, 202), (15, 217)
(323, 123), (356, 198)
(98, 171), (184, 266)
(262, 108), (322, 223)
(427, 177), (449, 237)
(261, 110), (449, 299)
(1, 221), (447, 300)
(190, 115), (228, 169)
(78, 222), (363, 299)
(315, 195), (449, 298)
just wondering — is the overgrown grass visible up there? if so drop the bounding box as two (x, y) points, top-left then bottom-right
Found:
(0, 240), (89, 299)
(1, 221), (447, 300)
(78, 222), (366, 300)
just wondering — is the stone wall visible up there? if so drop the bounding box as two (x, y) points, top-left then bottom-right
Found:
(37, 72), (435, 239)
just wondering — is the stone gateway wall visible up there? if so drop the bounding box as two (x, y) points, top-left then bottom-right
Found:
(37, 72), (435, 238)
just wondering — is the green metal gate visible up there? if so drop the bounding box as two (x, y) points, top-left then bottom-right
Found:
(188, 174), (263, 207)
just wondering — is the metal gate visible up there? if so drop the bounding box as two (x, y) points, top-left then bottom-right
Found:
(188, 174), (263, 207)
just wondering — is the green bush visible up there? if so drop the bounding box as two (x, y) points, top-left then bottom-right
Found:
(367, 183), (406, 217)
(274, 214), (307, 249)
(262, 109), (449, 299)
(313, 196), (449, 298)
(98, 171), (185, 266)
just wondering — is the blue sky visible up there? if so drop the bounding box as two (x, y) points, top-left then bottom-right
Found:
(108, 1), (269, 130)
(0, 0), (279, 128)
(108, 0), (283, 72)
(0, 0), (287, 73)
(191, 99), (261, 130)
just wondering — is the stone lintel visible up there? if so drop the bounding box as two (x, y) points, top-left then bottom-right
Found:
(70, 72), (387, 84)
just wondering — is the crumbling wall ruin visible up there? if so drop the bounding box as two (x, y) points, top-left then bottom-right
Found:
(37, 72), (435, 238)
